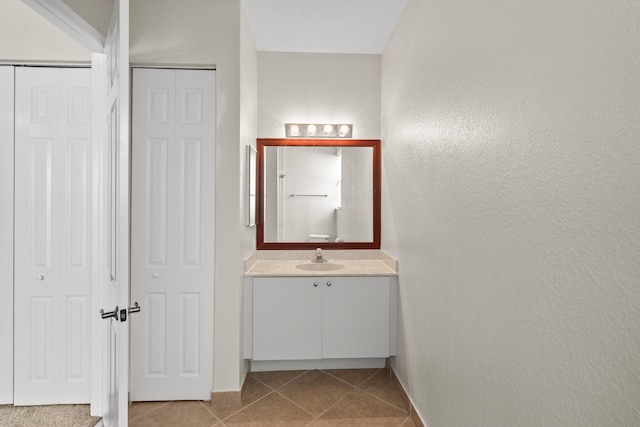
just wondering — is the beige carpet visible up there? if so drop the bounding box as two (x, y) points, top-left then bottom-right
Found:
(0, 404), (101, 427)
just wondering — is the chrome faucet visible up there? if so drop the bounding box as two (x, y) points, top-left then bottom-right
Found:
(313, 248), (327, 263)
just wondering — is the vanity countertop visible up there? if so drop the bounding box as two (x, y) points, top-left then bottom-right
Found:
(244, 250), (398, 277)
(245, 259), (397, 277)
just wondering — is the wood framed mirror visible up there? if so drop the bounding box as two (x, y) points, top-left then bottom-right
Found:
(256, 138), (381, 250)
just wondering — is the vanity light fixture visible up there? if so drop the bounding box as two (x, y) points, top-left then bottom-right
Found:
(285, 123), (353, 138)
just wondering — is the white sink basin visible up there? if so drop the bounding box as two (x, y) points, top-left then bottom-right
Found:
(295, 262), (345, 272)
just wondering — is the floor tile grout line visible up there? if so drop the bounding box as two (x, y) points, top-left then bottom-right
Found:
(198, 400), (223, 423)
(309, 387), (358, 423)
(280, 369), (312, 389)
(304, 415), (322, 427)
(357, 367), (386, 388)
(355, 369), (411, 412)
(251, 369), (311, 391)
(273, 388), (322, 420)
(312, 386), (409, 423)
(128, 400), (173, 423)
(214, 371), (313, 423)
(321, 367), (383, 390)
(215, 389), (277, 422)
(401, 416), (415, 426)
(274, 370), (367, 421)
(249, 370), (310, 391)
(359, 387), (411, 413)
(249, 375), (277, 392)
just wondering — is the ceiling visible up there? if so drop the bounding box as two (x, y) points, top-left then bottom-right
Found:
(242, 0), (408, 54)
(58, 0), (408, 55)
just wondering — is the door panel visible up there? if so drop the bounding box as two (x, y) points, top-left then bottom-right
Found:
(0, 66), (14, 404)
(14, 66), (92, 405)
(91, 1), (131, 424)
(131, 68), (215, 401)
(322, 277), (390, 358)
(252, 277), (322, 361)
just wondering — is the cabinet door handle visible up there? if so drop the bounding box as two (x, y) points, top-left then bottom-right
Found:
(326, 281), (332, 287)
(313, 282), (319, 287)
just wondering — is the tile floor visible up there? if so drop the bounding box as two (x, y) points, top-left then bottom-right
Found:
(129, 368), (415, 426)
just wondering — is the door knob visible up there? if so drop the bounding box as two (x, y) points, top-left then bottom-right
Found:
(326, 281), (332, 287)
(36, 275), (45, 281)
(128, 301), (141, 314)
(100, 306), (119, 320)
(152, 272), (159, 278)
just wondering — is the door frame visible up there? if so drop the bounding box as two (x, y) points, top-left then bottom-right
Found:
(0, 65), (15, 405)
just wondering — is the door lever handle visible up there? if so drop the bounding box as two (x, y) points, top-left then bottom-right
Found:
(100, 306), (119, 321)
(128, 301), (141, 314)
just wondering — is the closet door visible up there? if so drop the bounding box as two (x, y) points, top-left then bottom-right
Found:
(0, 66), (14, 405)
(130, 68), (215, 401)
(14, 67), (92, 405)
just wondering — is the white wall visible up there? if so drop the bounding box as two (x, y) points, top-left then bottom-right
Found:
(62, 0), (114, 36)
(257, 52), (381, 139)
(382, 0), (640, 426)
(239, 8), (258, 385)
(0, 0), (90, 63)
(130, 0), (256, 392)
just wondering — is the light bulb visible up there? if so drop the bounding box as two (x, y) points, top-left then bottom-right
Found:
(307, 124), (316, 135)
(289, 124), (300, 136)
(323, 124), (334, 135)
(338, 125), (350, 137)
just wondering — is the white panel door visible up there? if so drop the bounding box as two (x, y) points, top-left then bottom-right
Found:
(131, 68), (215, 401)
(0, 66), (14, 405)
(14, 66), (92, 405)
(90, 1), (131, 424)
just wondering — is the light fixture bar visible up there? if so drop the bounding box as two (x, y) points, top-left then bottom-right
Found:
(285, 123), (353, 138)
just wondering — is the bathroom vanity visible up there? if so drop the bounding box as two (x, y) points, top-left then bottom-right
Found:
(243, 251), (397, 371)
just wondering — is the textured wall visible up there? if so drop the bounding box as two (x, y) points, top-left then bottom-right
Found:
(257, 52), (381, 139)
(381, 0), (640, 426)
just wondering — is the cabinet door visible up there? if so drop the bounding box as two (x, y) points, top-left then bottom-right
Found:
(322, 277), (390, 358)
(253, 277), (322, 360)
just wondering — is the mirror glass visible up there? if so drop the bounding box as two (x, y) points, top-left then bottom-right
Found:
(256, 139), (380, 250)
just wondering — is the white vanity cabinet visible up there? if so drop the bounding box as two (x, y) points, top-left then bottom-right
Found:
(252, 277), (322, 361)
(246, 275), (396, 366)
(321, 276), (390, 359)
